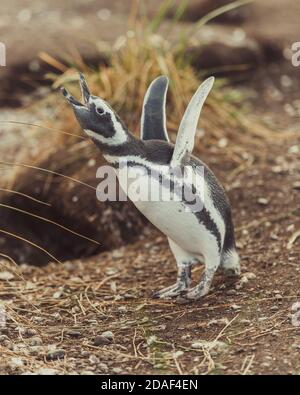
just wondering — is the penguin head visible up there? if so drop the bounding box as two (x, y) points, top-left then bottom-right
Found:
(61, 73), (128, 145)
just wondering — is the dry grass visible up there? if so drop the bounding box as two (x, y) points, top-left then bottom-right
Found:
(40, 0), (275, 157)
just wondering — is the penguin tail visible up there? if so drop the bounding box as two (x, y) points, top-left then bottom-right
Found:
(220, 248), (241, 276)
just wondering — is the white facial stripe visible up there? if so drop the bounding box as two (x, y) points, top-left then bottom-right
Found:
(90, 97), (110, 112)
(85, 129), (127, 145)
(85, 97), (128, 145)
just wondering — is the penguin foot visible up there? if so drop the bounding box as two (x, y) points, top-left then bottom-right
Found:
(152, 283), (187, 299)
(223, 267), (241, 277)
(184, 286), (208, 301)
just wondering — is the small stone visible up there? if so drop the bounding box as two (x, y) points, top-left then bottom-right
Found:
(65, 329), (81, 338)
(231, 304), (242, 310)
(191, 340), (228, 352)
(89, 354), (100, 365)
(81, 370), (95, 375)
(257, 198), (269, 205)
(28, 336), (43, 346)
(53, 287), (64, 299)
(101, 331), (114, 341)
(93, 335), (110, 346)
(112, 367), (123, 374)
(275, 294), (283, 300)
(9, 357), (24, 369)
(271, 165), (283, 174)
(0, 271), (14, 281)
(240, 319), (251, 324)
(292, 344), (300, 350)
(36, 368), (58, 375)
(98, 362), (109, 373)
(270, 305), (279, 311)
(112, 250), (124, 259)
(280, 75), (292, 88)
(292, 181), (300, 190)
(123, 293), (135, 300)
(28, 346), (44, 356)
(208, 318), (229, 327)
(226, 289), (237, 295)
(46, 349), (65, 361)
(24, 328), (37, 337)
(0, 334), (10, 343)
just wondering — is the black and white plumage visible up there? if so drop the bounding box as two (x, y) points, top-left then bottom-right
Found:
(141, 76), (169, 142)
(62, 74), (240, 300)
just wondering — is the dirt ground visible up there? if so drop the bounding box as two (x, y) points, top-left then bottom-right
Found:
(0, 0), (299, 376)
(0, 130), (299, 375)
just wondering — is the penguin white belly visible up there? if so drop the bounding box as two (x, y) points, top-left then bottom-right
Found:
(116, 166), (220, 256)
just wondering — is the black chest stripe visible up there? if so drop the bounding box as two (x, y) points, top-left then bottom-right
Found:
(114, 160), (222, 252)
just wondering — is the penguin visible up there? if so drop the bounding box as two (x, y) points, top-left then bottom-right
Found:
(61, 73), (240, 300)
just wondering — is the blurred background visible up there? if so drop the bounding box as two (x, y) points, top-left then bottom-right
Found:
(0, 0), (299, 264)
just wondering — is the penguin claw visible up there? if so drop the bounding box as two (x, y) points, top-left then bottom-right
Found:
(183, 284), (209, 301)
(152, 284), (187, 299)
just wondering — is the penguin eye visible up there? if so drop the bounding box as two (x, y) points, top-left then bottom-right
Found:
(96, 106), (105, 115)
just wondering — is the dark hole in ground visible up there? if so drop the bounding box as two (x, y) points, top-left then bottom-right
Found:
(0, 155), (148, 265)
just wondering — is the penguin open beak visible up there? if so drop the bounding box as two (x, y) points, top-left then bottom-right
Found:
(61, 73), (90, 108)
(79, 73), (91, 105)
(61, 86), (84, 107)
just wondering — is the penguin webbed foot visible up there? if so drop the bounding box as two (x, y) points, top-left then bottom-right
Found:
(182, 266), (217, 301)
(152, 283), (188, 299)
(183, 285), (209, 301)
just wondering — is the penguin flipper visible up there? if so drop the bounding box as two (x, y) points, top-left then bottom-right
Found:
(141, 76), (169, 142)
(170, 77), (214, 167)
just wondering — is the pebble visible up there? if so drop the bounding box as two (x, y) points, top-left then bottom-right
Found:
(87, 355), (98, 366)
(208, 318), (229, 327)
(53, 287), (64, 299)
(98, 362), (109, 373)
(0, 334), (10, 343)
(112, 367), (123, 374)
(65, 329), (81, 338)
(19, 328), (37, 337)
(257, 197), (269, 205)
(9, 357), (24, 369)
(191, 340), (228, 352)
(46, 349), (66, 361)
(36, 368), (58, 375)
(81, 370), (95, 375)
(240, 319), (251, 324)
(231, 304), (242, 310)
(0, 271), (14, 280)
(28, 346), (44, 356)
(123, 293), (135, 300)
(27, 336), (43, 346)
(101, 331), (114, 341)
(94, 335), (111, 346)
(226, 289), (237, 295)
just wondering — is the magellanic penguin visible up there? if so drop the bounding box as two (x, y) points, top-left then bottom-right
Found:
(61, 73), (240, 300)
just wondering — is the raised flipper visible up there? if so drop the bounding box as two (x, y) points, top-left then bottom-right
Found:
(141, 76), (169, 142)
(170, 77), (214, 167)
